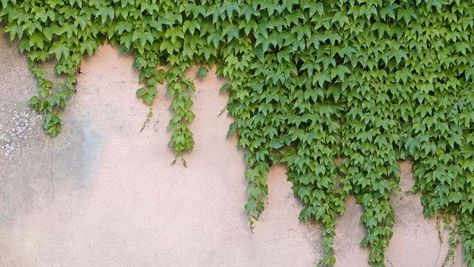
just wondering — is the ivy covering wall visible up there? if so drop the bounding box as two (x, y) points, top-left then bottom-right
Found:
(1, 1), (473, 266)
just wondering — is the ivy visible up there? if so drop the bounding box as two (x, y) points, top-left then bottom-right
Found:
(1, 1), (474, 266)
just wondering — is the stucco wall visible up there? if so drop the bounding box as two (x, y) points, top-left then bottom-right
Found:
(0, 31), (467, 266)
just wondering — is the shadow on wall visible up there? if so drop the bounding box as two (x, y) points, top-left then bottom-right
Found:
(0, 32), (467, 267)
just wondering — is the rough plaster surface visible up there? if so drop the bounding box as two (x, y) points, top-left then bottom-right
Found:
(0, 31), (467, 266)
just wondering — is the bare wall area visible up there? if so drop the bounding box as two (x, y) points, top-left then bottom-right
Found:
(0, 31), (466, 266)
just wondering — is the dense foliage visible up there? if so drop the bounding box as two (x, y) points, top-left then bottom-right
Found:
(1, 1), (473, 266)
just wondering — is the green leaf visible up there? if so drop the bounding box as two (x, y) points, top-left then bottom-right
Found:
(196, 66), (208, 80)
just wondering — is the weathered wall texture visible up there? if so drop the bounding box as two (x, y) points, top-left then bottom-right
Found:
(0, 31), (467, 266)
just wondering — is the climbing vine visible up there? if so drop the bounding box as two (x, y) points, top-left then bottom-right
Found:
(1, 1), (473, 266)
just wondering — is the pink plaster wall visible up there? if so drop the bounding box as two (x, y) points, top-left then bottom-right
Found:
(0, 43), (467, 266)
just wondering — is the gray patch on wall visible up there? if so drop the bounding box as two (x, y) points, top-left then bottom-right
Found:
(0, 29), (102, 226)
(52, 115), (102, 189)
(0, 105), (102, 226)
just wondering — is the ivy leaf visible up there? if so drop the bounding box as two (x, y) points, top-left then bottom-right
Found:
(96, 6), (114, 23)
(196, 66), (208, 80)
(49, 43), (69, 60)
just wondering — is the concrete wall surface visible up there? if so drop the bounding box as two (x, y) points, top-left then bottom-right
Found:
(0, 31), (467, 267)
